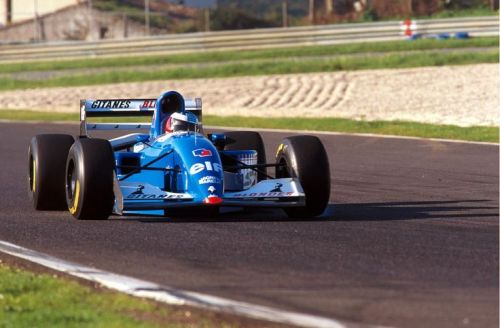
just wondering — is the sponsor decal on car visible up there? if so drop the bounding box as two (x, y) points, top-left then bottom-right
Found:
(124, 184), (190, 200)
(91, 100), (131, 109)
(190, 162), (222, 175)
(270, 183), (283, 192)
(198, 176), (221, 184)
(140, 100), (156, 108)
(192, 148), (212, 157)
(130, 185), (145, 195)
(127, 193), (187, 200)
(231, 191), (295, 198)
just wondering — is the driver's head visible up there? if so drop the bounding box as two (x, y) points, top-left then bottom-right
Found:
(164, 112), (199, 133)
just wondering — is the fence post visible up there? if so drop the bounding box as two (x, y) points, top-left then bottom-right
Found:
(88, 0), (93, 41)
(145, 0), (150, 36)
(123, 13), (128, 38)
(6, 0), (12, 24)
(309, 0), (315, 24)
(282, 0), (288, 28)
(492, 0), (499, 10)
(34, 0), (39, 41)
(205, 8), (210, 32)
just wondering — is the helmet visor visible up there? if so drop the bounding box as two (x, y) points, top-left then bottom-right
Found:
(172, 118), (197, 132)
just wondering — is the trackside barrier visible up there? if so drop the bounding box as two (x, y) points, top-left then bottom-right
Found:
(0, 16), (498, 63)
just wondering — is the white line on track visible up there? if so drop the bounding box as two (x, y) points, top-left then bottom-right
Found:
(0, 240), (380, 328)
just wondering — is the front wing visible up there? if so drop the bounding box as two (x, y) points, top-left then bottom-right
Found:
(114, 178), (305, 214)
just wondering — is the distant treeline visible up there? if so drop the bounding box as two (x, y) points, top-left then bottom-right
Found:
(94, 0), (497, 32)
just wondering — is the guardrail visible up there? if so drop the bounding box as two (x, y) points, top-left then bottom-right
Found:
(0, 16), (497, 63)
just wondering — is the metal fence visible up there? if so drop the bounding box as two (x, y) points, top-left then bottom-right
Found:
(0, 16), (498, 63)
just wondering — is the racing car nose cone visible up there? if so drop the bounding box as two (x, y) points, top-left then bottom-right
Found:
(203, 196), (223, 205)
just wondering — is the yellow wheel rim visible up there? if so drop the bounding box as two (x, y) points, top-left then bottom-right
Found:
(69, 180), (80, 215)
(32, 159), (36, 192)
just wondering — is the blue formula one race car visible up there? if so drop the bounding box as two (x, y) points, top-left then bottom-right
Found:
(28, 91), (330, 220)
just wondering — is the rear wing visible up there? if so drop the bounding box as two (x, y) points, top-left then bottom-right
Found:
(80, 98), (202, 136)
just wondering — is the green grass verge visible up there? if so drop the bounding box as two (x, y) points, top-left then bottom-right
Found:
(0, 263), (234, 328)
(0, 49), (497, 91)
(205, 116), (499, 143)
(0, 37), (497, 74)
(1, 110), (497, 143)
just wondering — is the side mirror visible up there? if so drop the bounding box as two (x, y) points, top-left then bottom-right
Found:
(208, 133), (226, 150)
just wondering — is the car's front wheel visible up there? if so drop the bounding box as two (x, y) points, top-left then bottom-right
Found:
(66, 138), (115, 220)
(275, 135), (330, 218)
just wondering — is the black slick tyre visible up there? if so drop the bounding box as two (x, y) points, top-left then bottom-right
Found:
(275, 135), (330, 218)
(28, 134), (74, 210)
(66, 138), (115, 220)
(224, 131), (267, 181)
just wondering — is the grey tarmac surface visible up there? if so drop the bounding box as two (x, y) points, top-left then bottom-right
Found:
(0, 122), (498, 328)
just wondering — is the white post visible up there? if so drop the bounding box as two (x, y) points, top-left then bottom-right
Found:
(145, 0), (150, 36)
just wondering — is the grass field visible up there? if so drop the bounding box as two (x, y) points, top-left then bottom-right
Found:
(0, 262), (241, 328)
(0, 37), (497, 91)
(1, 110), (497, 143)
(0, 37), (497, 74)
(0, 49), (497, 91)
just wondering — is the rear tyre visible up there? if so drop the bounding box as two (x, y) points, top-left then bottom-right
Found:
(275, 136), (330, 218)
(28, 134), (74, 210)
(66, 138), (115, 220)
(224, 131), (267, 181)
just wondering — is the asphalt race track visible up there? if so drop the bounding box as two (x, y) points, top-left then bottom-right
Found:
(0, 122), (498, 328)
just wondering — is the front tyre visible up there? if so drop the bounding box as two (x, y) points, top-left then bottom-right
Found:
(276, 136), (330, 218)
(28, 134), (74, 210)
(66, 138), (115, 220)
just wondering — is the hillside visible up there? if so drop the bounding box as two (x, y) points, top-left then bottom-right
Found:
(94, 0), (200, 33)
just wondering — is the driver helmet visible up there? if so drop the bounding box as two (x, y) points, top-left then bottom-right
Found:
(164, 111), (199, 133)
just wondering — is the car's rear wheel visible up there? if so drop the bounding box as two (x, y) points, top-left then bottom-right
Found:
(275, 135), (330, 218)
(224, 131), (267, 181)
(28, 134), (74, 210)
(66, 138), (115, 220)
